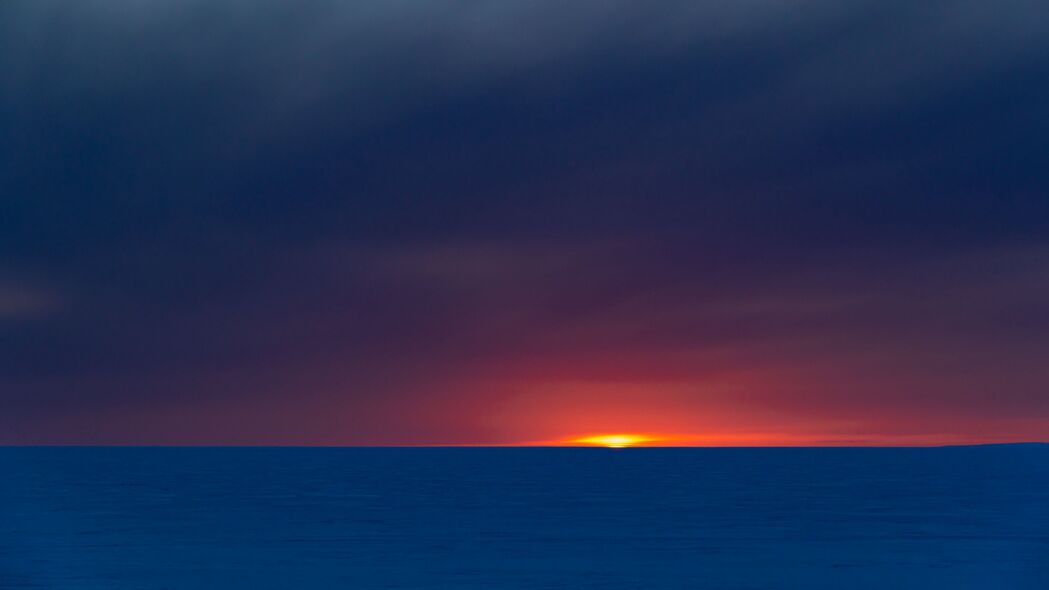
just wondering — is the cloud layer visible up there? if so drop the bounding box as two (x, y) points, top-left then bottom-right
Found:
(2, 1), (1048, 443)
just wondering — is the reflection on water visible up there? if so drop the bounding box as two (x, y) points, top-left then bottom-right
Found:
(2, 446), (1048, 589)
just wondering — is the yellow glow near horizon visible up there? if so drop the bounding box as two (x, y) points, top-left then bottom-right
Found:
(570, 434), (658, 448)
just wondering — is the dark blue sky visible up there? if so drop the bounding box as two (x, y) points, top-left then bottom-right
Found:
(2, 1), (1048, 444)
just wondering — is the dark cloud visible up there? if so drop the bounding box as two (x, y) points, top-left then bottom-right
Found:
(1, 1), (1047, 443)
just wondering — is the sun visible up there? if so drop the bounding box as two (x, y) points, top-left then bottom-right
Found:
(569, 434), (658, 448)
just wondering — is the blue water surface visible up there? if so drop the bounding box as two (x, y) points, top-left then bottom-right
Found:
(2, 446), (1047, 589)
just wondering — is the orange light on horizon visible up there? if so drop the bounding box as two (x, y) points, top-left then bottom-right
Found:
(514, 429), (1008, 448)
(568, 434), (661, 448)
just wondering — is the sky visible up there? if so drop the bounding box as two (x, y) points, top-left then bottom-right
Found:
(2, 1), (1048, 445)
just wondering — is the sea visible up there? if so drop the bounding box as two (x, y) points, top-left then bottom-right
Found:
(2, 446), (1047, 589)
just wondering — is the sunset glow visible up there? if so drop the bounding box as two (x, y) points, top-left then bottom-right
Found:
(569, 434), (661, 448)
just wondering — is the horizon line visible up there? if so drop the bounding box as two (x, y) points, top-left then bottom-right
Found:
(2, 442), (1046, 449)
